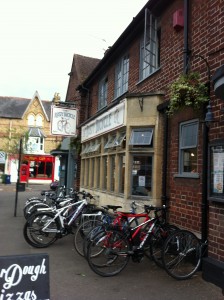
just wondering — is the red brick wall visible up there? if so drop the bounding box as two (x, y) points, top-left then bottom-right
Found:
(78, 0), (224, 259)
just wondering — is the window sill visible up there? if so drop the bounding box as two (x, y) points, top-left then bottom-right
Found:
(208, 196), (224, 204)
(174, 173), (200, 179)
(136, 68), (161, 85)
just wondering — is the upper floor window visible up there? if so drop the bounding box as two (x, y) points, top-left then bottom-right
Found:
(179, 120), (199, 174)
(139, 9), (160, 81)
(115, 54), (129, 98)
(98, 76), (108, 110)
(26, 137), (44, 154)
(36, 115), (43, 127)
(27, 114), (43, 127)
(28, 114), (35, 126)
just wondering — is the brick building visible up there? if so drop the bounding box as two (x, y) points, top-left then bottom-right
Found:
(66, 0), (224, 289)
(0, 91), (61, 183)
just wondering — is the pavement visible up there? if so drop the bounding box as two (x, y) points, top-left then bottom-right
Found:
(0, 183), (224, 300)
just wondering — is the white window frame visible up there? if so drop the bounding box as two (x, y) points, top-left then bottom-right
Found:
(26, 137), (44, 154)
(28, 114), (35, 126)
(36, 114), (43, 127)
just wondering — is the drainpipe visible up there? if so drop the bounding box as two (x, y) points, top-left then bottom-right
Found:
(161, 112), (168, 207)
(183, 0), (190, 74)
(201, 118), (209, 244)
(201, 62), (211, 245)
(80, 85), (90, 120)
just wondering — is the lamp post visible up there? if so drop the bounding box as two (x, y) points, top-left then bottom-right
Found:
(14, 137), (23, 217)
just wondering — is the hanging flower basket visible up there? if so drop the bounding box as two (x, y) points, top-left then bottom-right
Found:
(167, 72), (208, 115)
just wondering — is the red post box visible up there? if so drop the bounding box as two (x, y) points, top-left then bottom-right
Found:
(20, 164), (29, 183)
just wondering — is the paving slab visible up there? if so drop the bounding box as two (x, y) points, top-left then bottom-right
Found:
(0, 185), (223, 300)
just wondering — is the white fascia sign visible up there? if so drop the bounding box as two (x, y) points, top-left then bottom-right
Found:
(81, 101), (125, 142)
(51, 106), (77, 136)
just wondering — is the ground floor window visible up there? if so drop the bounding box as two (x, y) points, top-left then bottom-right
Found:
(118, 154), (125, 194)
(102, 156), (108, 190)
(96, 157), (100, 189)
(109, 155), (116, 192)
(131, 155), (152, 197)
(23, 155), (54, 179)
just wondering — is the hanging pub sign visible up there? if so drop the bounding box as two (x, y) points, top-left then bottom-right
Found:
(51, 106), (77, 136)
(0, 253), (50, 300)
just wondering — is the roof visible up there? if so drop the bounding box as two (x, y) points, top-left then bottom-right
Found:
(65, 54), (100, 101)
(0, 95), (52, 120)
(0, 97), (30, 118)
(28, 127), (46, 137)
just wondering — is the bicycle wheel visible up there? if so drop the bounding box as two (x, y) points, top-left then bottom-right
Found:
(23, 212), (60, 248)
(149, 224), (179, 267)
(23, 199), (43, 218)
(162, 229), (201, 280)
(24, 202), (51, 220)
(73, 219), (103, 257)
(86, 228), (130, 277)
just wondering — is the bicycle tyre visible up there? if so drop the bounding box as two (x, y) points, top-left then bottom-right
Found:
(23, 212), (60, 248)
(162, 229), (201, 280)
(86, 228), (130, 277)
(73, 219), (103, 256)
(24, 202), (51, 220)
(23, 199), (43, 218)
(149, 224), (179, 267)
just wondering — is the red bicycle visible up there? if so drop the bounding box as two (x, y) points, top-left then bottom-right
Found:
(86, 205), (177, 276)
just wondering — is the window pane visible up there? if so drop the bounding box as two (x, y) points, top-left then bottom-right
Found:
(102, 156), (108, 190)
(181, 122), (198, 148)
(28, 114), (35, 126)
(129, 128), (153, 145)
(140, 11), (159, 80)
(115, 55), (129, 98)
(36, 115), (43, 127)
(118, 154), (125, 193)
(110, 155), (115, 192)
(183, 148), (197, 172)
(131, 155), (152, 197)
(98, 77), (108, 109)
(179, 121), (198, 173)
(96, 157), (100, 189)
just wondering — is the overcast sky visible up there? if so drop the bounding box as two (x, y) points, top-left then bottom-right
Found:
(0, 0), (148, 101)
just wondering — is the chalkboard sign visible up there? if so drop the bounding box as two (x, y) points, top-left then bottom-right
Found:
(0, 253), (50, 300)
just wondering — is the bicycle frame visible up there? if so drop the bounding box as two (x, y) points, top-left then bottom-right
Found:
(103, 209), (165, 252)
(41, 199), (88, 233)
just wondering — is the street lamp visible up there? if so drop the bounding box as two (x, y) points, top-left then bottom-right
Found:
(14, 137), (23, 217)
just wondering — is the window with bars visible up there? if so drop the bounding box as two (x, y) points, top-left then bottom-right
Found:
(115, 54), (129, 98)
(139, 9), (160, 81)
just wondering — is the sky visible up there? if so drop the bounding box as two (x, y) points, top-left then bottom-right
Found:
(0, 0), (148, 102)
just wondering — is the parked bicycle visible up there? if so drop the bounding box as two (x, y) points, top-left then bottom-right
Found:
(161, 229), (207, 280)
(23, 191), (101, 248)
(85, 205), (177, 277)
